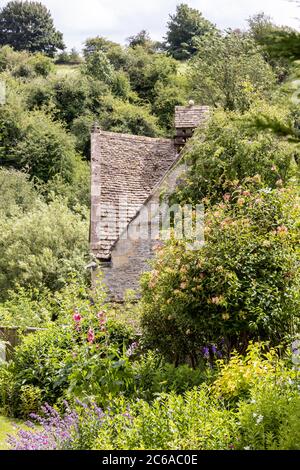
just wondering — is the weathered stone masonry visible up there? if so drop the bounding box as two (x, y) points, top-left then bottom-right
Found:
(90, 105), (209, 300)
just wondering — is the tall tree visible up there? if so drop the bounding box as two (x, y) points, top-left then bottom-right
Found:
(0, 1), (64, 56)
(127, 30), (151, 48)
(247, 12), (295, 79)
(189, 31), (276, 112)
(165, 3), (216, 60)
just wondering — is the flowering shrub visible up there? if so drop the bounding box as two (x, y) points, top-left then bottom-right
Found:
(0, 282), (138, 417)
(141, 187), (300, 363)
(7, 347), (299, 450)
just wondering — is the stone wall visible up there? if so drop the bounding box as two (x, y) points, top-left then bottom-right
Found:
(95, 162), (187, 300)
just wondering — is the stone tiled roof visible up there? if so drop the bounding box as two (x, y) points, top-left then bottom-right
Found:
(90, 130), (178, 260)
(175, 105), (210, 129)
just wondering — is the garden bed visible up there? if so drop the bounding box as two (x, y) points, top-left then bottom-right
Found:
(0, 416), (25, 450)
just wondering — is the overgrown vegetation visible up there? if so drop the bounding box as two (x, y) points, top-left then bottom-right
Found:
(0, 1), (300, 451)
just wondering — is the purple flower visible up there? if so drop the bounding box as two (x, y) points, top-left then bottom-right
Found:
(211, 345), (217, 355)
(203, 347), (210, 359)
(7, 402), (104, 451)
(126, 342), (139, 357)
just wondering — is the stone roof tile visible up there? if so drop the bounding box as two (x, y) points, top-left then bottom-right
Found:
(90, 130), (178, 259)
(175, 105), (210, 129)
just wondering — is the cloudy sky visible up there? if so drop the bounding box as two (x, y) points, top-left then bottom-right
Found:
(0, 0), (299, 50)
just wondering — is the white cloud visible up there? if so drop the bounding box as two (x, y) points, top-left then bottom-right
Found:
(0, 0), (299, 50)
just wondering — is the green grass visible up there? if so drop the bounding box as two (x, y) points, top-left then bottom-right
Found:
(55, 64), (81, 77)
(0, 416), (24, 450)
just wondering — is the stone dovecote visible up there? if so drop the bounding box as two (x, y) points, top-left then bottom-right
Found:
(174, 104), (210, 150)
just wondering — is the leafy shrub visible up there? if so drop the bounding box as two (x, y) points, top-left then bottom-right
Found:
(41, 161), (90, 209)
(152, 76), (188, 132)
(12, 111), (82, 183)
(0, 365), (15, 415)
(19, 385), (43, 419)
(189, 31), (276, 111)
(0, 287), (52, 328)
(100, 97), (161, 137)
(0, 168), (41, 217)
(0, 79), (25, 163)
(8, 324), (73, 412)
(28, 53), (54, 77)
(111, 70), (136, 101)
(25, 77), (55, 109)
(178, 106), (299, 204)
(0, 47), (53, 78)
(70, 113), (95, 158)
(141, 187), (300, 363)
(236, 380), (300, 450)
(132, 352), (206, 401)
(83, 37), (128, 70)
(83, 51), (115, 85)
(51, 76), (91, 125)
(213, 343), (293, 401)
(125, 46), (178, 103)
(94, 388), (238, 450)
(0, 198), (89, 299)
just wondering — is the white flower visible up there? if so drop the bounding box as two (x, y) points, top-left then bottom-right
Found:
(244, 446), (251, 450)
(253, 413), (257, 418)
(256, 415), (264, 424)
(251, 399), (256, 404)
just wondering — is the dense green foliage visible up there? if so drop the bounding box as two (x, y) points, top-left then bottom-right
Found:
(165, 3), (216, 60)
(141, 187), (300, 363)
(176, 105), (299, 203)
(0, 197), (89, 300)
(0, 1), (64, 55)
(189, 31), (276, 111)
(2, 344), (299, 450)
(0, 1), (300, 451)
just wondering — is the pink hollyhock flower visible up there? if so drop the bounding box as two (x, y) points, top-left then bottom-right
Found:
(97, 311), (107, 326)
(73, 311), (82, 323)
(87, 328), (95, 344)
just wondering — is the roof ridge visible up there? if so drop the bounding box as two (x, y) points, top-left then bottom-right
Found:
(92, 129), (173, 143)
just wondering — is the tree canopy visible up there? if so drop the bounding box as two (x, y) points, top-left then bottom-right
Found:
(189, 31), (276, 111)
(0, 1), (64, 56)
(165, 3), (216, 60)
